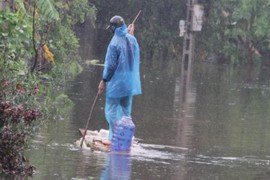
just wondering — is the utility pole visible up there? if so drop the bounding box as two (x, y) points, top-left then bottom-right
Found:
(181, 0), (197, 80)
(173, 0), (204, 150)
(178, 0), (204, 106)
(178, 0), (198, 111)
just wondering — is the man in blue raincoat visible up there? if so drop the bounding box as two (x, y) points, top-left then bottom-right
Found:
(98, 15), (142, 142)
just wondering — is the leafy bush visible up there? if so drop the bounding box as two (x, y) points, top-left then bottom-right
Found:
(0, 80), (40, 176)
(0, 0), (96, 176)
(0, 9), (39, 176)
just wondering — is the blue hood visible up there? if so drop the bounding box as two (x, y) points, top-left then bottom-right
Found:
(114, 25), (128, 37)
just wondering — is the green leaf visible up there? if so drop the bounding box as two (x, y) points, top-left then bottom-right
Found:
(36, 0), (60, 21)
(2, 33), (8, 37)
(15, 0), (27, 15)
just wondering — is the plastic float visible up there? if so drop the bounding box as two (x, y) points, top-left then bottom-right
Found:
(76, 116), (137, 152)
(76, 128), (111, 152)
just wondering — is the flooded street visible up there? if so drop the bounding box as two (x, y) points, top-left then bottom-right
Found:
(2, 0), (270, 179)
(26, 60), (270, 179)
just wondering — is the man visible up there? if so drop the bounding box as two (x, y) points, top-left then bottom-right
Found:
(98, 15), (142, 142)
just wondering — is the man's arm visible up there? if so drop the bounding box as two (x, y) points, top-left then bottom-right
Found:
(128, 24), (135, 36)
(98, 44), (118, 95)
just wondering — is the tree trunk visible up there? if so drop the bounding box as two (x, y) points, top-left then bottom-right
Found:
(246, 44), (254, 66)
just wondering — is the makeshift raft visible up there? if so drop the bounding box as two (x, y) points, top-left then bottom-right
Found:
(76, 128), (139, 152)
(76, 128), (111, 152)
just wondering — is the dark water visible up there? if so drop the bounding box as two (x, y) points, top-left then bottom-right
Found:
(25, 59), (270, 179)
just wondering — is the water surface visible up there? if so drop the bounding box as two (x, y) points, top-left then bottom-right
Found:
(26, 61), (270, 180)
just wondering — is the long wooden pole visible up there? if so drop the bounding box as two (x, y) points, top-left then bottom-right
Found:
(132, 10), (142, 24)
(80, 92), (99, 148)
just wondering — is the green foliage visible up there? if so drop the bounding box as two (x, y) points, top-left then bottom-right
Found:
(36, 0), (60, 21)
(14, 0), (27, 15)
(55, 93), (73, 106)
(0, 1), (96, 176)
(0, 72), (40, 176)
(0, 10), (39, 107)
(92, 0), (185, 61)
(0, 11), (32, 78)
(199, 0), (270, 65)
(55, 0), (96, 25)
(0, 23), (39, 177)
(50, 25), (80, 63)
(54, 93), (74, 117)
(34, 0), (96, 97)
(67, 62), (83, 77)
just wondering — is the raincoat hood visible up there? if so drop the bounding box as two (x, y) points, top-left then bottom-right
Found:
(114, 25), (128, 37)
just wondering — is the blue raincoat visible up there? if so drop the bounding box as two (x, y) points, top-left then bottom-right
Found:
(102, 24), (141, 140)
(103, 25), (142, 98)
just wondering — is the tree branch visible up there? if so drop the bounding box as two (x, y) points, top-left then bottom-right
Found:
(31, 1), (38, 73)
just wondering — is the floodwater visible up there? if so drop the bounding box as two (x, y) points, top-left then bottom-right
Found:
(25, 58), (270, 179)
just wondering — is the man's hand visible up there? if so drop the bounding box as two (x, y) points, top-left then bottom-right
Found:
(98, 80), (105, 95)
(128, 24), (134, 35)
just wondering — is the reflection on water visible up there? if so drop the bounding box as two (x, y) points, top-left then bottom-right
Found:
(23, 61), (270, 180)
(100, 153), (131, 180)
